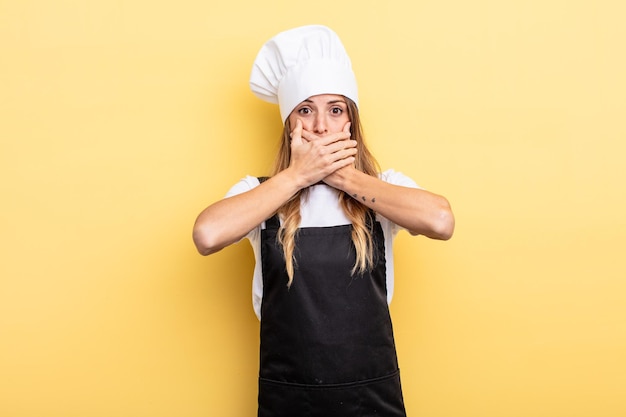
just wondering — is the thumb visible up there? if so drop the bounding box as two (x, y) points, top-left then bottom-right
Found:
(343, 121), (352, 137)
(290, 119), (304, 145)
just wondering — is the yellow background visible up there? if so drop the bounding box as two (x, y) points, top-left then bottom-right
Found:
(1, 1), (625, 416)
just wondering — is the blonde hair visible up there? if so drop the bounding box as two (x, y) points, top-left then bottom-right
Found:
(271, 98), (380, 287)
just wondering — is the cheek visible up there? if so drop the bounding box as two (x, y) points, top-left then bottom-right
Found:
(287, 114), (296, 128)
(301, 120), (315, 132)
(300, 120), (317, 132)
(330, 115), (350, 132)
(287, 114), (313, 132)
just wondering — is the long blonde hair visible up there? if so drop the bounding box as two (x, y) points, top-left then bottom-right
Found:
(270, 98), (381, 287)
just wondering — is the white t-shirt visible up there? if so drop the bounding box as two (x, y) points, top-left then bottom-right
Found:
(225, 169), (420, 320)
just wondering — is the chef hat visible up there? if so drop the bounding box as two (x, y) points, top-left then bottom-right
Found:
(249, 25), (359, 123)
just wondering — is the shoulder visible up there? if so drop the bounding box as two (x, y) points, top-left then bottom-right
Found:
(379, 169), (421, 189)
(225, 175), (261, 198)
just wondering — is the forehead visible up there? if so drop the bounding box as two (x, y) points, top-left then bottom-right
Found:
(302, 94), (346, 104)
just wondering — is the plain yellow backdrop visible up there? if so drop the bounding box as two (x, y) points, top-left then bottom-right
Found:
(1, 1), (625, 416)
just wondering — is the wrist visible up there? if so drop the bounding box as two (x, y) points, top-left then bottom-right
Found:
(330, 166), (357, 192)
(278, 166), (308, 192)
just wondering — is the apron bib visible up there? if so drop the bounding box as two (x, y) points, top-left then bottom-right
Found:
(258, 208), (406, 417)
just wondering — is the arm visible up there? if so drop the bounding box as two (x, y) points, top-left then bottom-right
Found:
(192, 171), (301, 255)
(192, 120), (357, 255)
(325, 167), (455, 240)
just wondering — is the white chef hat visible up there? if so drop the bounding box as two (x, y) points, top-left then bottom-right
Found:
(249, 25), (359, 123)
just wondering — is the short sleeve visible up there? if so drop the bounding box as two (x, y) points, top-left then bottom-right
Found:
(377, 169), (421, 237)
(225, 175), (261, 198)
(379, 169), (421, 189)
(223, 176), (265, 319)
(224, 175), (262, 243)
(374, 169), (422, 305)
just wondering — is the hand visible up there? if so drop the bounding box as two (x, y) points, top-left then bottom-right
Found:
(319, 122), (357, 189)
(288, 120), (357, 188)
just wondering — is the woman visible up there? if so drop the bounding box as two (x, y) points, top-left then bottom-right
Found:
(193, 25), (454, 417)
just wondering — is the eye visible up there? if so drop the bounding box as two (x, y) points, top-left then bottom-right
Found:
(298, 107), (312, 115)
(330, 106), (344, 115)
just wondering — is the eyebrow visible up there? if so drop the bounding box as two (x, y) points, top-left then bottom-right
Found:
(302, 99), (347, 105)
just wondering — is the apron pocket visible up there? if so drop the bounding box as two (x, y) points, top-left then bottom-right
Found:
(258, 370), (406, 417)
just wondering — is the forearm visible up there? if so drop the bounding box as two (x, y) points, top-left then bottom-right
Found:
(335, 169), (455, 239)
(192, 170), (302, 255)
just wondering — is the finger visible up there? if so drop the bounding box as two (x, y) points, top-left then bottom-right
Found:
(343, 121), (351, 135)
(332, 156), (356, 171)
(326, 138), (358, 156)
(300, 128), (320, 143)
(302, 130), (351, 146)
(338, 146), (358, 159)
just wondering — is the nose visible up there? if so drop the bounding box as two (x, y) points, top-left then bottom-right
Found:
(313, 113), (327, 135)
